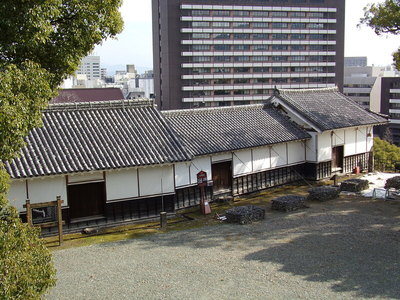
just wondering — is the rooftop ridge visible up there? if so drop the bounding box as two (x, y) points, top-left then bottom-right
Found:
(162, 103), (264, 115)
(278, 87), (339, 94)
(45, 98), (154, 111)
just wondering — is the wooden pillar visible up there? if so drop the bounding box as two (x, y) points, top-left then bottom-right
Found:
(56, 196), (63, 245)
(25, 199), (33, 226)
(160, 212), (167, 230)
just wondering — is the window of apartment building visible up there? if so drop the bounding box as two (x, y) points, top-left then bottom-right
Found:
(291, 12), (306, 17)
(291, 45), (306, 50)
(256, 89), (270, 94)
(292, 0), (306, 3)
(191, 91), (212, 97)
(309, 34), (326, 40)
(308, 23), (324, 29)
(215, 56), (231, 62)
(252, 22), (269, 28)
(308, 66), (324, 72)
(272, 56), (288, 61)
(291, 23), (306, 29)
(214, 67), (231, 73)
(212, 22), (230, 27)
(271, 33), (288, 40)
(272, 45), (288, 50)
(291, 34), (306, 40)
(270, 11), (288, 17)
(233, 22), (250, 28)
(272, 23), (288, 28)
(234, 33), (250, 39)
(192, 33), (210, 39)
(291, 77), (306, 83)
(309, 56), (324, 61)
(234, 78), (250, 84)
(213, 33), (231, 39)
(233, 45), (250, 50)
(192, 10), (210, 16)
(234, 67), (250, 73)
(234, 56), (250, 62)
(192, 68), (211, 74)
(253, 33), (269, 39)
(214, 90), (231, 95)
(213, 10), (230, 16)
(233, 11), (250, 17)
(253, 45), (269, 51)
(252, 11), (269, 17)
(272, 67), (288, 72)
(192, 45), (210, 51)
(253, 67), (269, 72)
(291, 67), (306, 72)
(391, 82), (400, 89)
(272, 78), (288, 83)
(192, 22), (210, 27)
(252, 56), (268, 61)
(191, 79), (210, 85)
(234, 89), (251, 95)
(290, 56), (306, 61)
(192, 56), (211, 62)
(214, 44), (231, 51)
(254, 78), (269, 83)
(309, 45), (326, 51)
(213, 79), (231, 84)
(309, 12), (326, 18)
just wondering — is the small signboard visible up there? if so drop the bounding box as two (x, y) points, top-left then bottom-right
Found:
(197, 171), (207, 187)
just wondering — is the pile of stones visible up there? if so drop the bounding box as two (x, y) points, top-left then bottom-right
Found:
(308, 186), (340, 201)
(225, 205), (265, 225)
(385, 176), (400, 190)
(340, 179), (369, 192)
(271, 195), (306, 212)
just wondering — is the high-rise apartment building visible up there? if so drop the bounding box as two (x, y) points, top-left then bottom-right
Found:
(76, 55), (101, 81)
(152, 0), (345, 110)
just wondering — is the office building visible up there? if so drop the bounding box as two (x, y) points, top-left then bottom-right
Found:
(76, 55), (101, 81)
(152, 0), (345, 110)
(344, 56), (367, 67)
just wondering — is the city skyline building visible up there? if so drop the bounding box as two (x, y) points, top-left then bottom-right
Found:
(152, 0), (345, 110)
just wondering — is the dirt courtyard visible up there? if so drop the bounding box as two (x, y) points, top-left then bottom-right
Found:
(46, 194), (400, 300)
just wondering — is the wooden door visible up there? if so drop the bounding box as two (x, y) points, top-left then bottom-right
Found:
(67, 182), (106, 220)
(212, 161), (232, 193)
(332, 146), (344, 170)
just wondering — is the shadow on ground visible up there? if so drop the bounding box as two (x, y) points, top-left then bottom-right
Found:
(99, 196), (400, 299)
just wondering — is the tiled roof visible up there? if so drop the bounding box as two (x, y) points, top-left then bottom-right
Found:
(5, 100), (191, 179)
(51, 88), (124, 103)
(162, 104), (310, 156)
(271, 87), (387, 132)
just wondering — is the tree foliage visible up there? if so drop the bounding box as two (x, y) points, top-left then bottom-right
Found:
(0, 1), (123, 298)
(361, 0), (400, 69)
(373, 137), (400, 171)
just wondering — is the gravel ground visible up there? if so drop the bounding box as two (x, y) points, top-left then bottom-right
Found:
(46, 197), (400, 300)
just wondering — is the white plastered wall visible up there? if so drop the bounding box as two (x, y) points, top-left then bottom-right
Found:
(233, 149), (253, 176)
(356, 127), (367, 154)
(8, 176), (68, 212)
(344, 128), (357, 156)
(271, 143), (288, 167)
(306, 131), (318, 162)
(288, 141), (305, 164)
(211, 152), (232, 163)
(174, 162), (191, 187)
(366, 126), (374, 151)
(332, 129), (345, 147)
(7, 180), (27, 212)
(106, 168), (139, 201)
(68, 172), (104, 183)
(138, 166), (174, 196)
(318, 131), (332, 161)
(252, 147), (271, 172)
(190, 156), (212, 184)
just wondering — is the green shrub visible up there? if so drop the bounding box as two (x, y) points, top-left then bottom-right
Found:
(0, 168), (56, 300)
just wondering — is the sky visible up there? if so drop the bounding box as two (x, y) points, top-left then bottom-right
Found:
(94, 0), (400, 74)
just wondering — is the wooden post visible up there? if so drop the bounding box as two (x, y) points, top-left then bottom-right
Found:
(25, 199), (33, 226)
(56, 196), (63, 245)
(160, 212), (167, 230)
